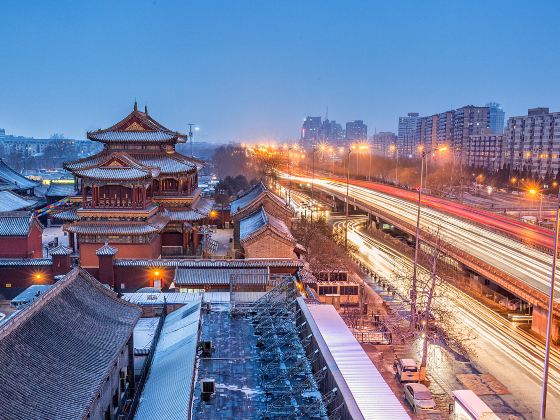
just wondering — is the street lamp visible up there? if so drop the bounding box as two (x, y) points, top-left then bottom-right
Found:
(343, 144), (369, 247)
(541, 189), (560, 418)
(389, 144), (399, 184)
(411, 145), (447, 329)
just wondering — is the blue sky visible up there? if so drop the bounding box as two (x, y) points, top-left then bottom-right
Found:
(1, 0), (559, 142)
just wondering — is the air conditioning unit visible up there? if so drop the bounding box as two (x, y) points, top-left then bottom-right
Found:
(202, 340), (212, 356)
(201, 379), (215, 396)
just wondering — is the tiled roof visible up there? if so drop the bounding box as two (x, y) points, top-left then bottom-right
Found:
(49, 245), (72, 256)
(135, 299), (201, 420)
(114, 258), (304, 269)
(239, 206), (295, 244)
(89, 131), (177, 142)
(96, 243), (118, 256)
(45, 183), (76, 197)
(160, 198), (213, 222)
(0, 258), (52, 267)
(0, 268), (141, 420)
(0, 159), (39, 190)
(72, 166), (154, 180)
(135, 154), (197, 174)
(51, 208), (78, 221)
(0, 211), (37, 236)
(66, 218), (168, 236)
(87, 106), (186, 144)
(0, 191), (38, 212)
(230, 182), (267, 215)
(174, 268), (269, 286)
(123, 292), (202, 305)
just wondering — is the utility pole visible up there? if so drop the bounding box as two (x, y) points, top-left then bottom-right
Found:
(541, 191), (560, 419)
(187, 123), (196, 157)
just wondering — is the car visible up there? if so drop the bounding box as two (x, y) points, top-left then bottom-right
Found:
(394, 358), (419, 383)
(403, 383), (436, 413)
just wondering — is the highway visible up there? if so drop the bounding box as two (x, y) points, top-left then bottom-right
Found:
(282, 173), (560, 301)
(341, 218), (560, 418)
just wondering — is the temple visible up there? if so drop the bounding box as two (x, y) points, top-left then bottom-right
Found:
(63, 103), (213, 268)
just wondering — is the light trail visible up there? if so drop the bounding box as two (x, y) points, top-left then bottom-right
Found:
(284, 173), (560, 300)
(340, 218), (560, 417)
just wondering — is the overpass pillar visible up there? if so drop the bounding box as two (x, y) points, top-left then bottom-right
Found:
(532, 306), (560, 342)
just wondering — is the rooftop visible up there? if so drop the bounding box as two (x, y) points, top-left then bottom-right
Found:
(239, 206), (295, 243)
(135, 299), (202, 420)
(0, 211), (39, 236)
(0, 191), (39, 212)
(45, 183), (76, 198)
(0, 268), (141, 420)
(0, 159), (39, 191)
(174, 267), (269, 286)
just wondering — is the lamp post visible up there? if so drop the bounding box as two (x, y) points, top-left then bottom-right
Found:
(541, 190), (560, 419)
(411, 145), (447, 330)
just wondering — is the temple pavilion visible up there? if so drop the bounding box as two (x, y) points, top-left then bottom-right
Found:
(63, 103), (213, 267)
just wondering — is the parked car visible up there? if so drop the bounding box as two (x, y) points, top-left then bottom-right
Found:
(394, 358), (419, 383)
(403, 383), (436, 413)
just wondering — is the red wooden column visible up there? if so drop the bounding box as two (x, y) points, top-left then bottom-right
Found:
(82, 180), (86, 207)
(91, 186), (96, 208)
(142, 186), (146, 208)
(132, 185), (137, 208)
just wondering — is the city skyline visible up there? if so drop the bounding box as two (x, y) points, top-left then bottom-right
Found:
(1, 1), (559, 142)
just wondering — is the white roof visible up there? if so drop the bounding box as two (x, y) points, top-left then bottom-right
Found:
(135, 299), (202, 420)
(307, 304), (410, 420)
(122, 292), (202, 305)
(452, 390), (498, 419)
(133, 318), (159, 356)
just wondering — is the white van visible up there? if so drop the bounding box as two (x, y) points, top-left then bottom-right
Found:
(394, 358), (420, 383)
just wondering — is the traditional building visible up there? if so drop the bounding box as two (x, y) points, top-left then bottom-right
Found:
(0, 267), (141, 420)
(63, 103), (212, 267)
(0, 159), (39, 194)
(230, 181), (294, 249)
(0, 211), (43, 258)
(239, 206), (297, 259)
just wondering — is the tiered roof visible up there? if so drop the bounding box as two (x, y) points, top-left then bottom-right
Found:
(87, 102), (187, 144)
(45, 183), (76, 198)
(66, 216), (168, 236)
(0, 268), (141, 420)
(160, 197), (213, 221)
(96, 243), (118, 256)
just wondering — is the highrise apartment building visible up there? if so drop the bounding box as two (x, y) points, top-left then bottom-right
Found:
(487, 102), (505, 134)
(300, 117), (322, 145)
(345, 120), (368, 142)
(397, 112), (419, 157)
(370, 131), (397, 157)
(464, 133), (504, 171)
(504, 107), (560, 179)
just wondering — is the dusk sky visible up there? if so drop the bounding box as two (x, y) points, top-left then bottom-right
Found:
(1, 0), (559, 142)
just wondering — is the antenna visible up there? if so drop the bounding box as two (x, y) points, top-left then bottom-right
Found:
(325, 106), (329, 121)
(187, 123), (196, 157)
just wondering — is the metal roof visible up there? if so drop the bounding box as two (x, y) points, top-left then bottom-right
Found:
(11, 285), (53, 306)
(134, 317), (159, 356)
(306, 303), (410, 420)
(0, 211), (36, 236)
(0, 191), (38, 212)
(174, 268), (268, 286)
(135, 299), (201, 420)
(122, 292), (202, 305)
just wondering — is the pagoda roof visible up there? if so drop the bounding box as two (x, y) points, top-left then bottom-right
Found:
(66, 152), (160, 181)
(87, 103), (186, 144)
(65, 151), (197, 179)
(0, 211), (40, 236)
(0, 191), (39, 212)
(65, 216), (168, 236)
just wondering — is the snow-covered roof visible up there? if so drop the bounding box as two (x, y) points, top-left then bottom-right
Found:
(11, 285), (53, 307)
(122, 292), (202, 306)
(135, 299), (202, 420)
(134, 317), (160, 356)
(305, 303), (410, 420)
(0, 191), (38, 212)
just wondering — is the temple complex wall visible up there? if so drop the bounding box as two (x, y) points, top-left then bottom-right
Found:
(0, 223), (43, 258)
(79, 237), (161, 268)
